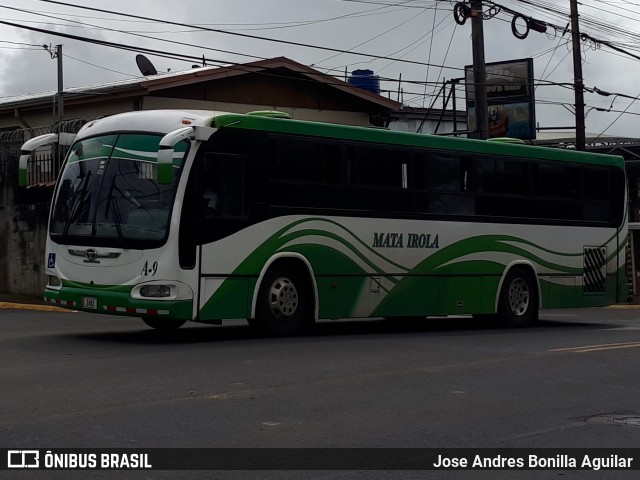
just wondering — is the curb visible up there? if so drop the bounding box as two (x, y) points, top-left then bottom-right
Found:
(0, 302), (70, 312)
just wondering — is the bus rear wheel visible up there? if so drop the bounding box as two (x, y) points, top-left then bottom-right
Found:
(255, 264), (313, 337)
(497, 267), (538, 328)
(141, 317), (187, 330)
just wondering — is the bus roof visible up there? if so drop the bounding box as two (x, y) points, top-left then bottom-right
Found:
(74, 110), (624, 169)
(74, 110), (226, 141)
(212, 113), (625, 169)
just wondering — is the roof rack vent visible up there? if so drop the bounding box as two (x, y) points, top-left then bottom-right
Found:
(488, 137), (527, 144)
(246, 110), (291, 119)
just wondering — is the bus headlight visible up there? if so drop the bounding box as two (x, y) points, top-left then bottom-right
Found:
(47, 275), (62, 288)
(131, 281), (192, 300)
(140, 285), (172, 298)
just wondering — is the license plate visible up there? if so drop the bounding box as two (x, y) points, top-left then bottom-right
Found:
(82, 296), (98, 310)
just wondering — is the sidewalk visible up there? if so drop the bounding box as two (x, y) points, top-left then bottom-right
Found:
(0, 292), (69, 312)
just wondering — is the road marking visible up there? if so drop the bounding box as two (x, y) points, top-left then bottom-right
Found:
(550, 341), (640, 353)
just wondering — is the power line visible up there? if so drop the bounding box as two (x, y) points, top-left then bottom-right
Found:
(64, 53), (140, 78)
(8, 2), (591, 91)
(3, 0), (640, 128)
(0, 5), (266, 63)
(596, 93), (640, 138)
(32, 0), (460, 71)
(0, 39), (43, 47)
(16, 2), (419, 32)
(312, 4), (431, 66)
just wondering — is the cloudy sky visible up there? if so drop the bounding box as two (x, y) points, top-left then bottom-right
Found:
(0, 0), (639, 138)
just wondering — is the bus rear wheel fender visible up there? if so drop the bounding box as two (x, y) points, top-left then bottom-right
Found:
(496, 265), (539, 328)
(251, 253), (319, 320)
(253, 259), (316, 337)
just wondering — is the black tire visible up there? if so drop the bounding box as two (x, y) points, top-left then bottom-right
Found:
(141, 317), (187, 330)
(254, 263), (314, 337)
(497, 267), (539, 328)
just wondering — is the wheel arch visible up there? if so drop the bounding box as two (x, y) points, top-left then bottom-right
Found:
(494, 261), (541, 312)
(250, 253), (319, 320)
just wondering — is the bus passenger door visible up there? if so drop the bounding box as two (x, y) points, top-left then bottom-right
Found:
(197, 153), (251, 321)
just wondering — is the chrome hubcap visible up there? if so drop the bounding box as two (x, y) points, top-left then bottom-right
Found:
(268, 277), (298, 319)
(508, 278), (530, 316)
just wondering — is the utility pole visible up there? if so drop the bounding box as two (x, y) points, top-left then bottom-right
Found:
(570, 0), (586, 150)
(43, 43), (64, 172)
(470, 0), (489, 139)
(56, 44), (63, 126)
(44, 44), (64, 128)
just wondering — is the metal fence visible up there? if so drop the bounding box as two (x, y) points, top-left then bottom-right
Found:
(0, 120), (86, 203)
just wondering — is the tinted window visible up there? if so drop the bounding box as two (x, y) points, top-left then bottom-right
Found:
(419, 152), (458, 191)
(349, 146), (407, 188)
(274, 139), (341, 184)
(477, 157), (528, 195)
(537, 164), (580, 198)
(583, 167), (609, 201)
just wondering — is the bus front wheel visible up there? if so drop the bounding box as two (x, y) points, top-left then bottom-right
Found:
(141, 317), (187, 330)
(255, 264), (313, 336)
(497, 267), (538, 328)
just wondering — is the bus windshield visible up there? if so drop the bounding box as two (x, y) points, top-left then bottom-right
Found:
(50, 133), (188, 249)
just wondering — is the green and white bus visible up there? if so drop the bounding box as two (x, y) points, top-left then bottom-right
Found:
(20, 110), (628, 335)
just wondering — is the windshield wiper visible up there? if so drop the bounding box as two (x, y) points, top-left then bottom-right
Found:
(104, 176), (126, 247)
(109, 197), (127, 247)
(63, 170), (92, 237)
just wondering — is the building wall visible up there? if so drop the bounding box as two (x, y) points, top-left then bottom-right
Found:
(0, 201), (50, 296)
(142, 96), (370, 125)
(0, 97), (140, 130)
(0, 123), (81, 297)
(0, 156), (51, 296)
(0, 95), (372, 132)
(387, 113), (467, 135)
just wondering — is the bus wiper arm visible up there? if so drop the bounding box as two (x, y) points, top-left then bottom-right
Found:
(63, 170), (92, 237)
(109, 195), (127, 248)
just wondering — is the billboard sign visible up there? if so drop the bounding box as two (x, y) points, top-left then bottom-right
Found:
(465, 58), (536, 140)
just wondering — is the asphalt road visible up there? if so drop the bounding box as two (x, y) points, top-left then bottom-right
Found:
(2, 306), (640, 479)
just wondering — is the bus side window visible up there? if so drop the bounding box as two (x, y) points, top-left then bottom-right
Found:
(460, 156), (473, 192)
(349, 146), (405, 188)
(414, 151), (474, 215)
(201, 154), (221, 218)
(220, 156), (247, 218)
(201, 153), (248, 218)
(420, 151), (458, 191)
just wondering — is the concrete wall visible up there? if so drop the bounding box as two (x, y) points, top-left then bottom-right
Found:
(0, 201), (50, 296)
(0, 164), (51, 296)
(0, 123), (66, 297)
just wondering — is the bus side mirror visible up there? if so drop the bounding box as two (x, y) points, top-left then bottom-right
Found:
(18, 153), (30, 186)
(157, 149), (174, 185)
